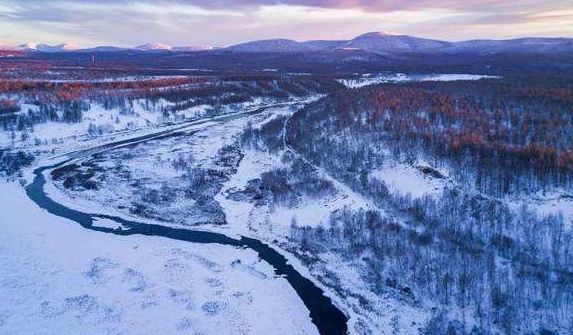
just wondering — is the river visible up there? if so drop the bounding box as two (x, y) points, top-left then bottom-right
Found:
(24, 104), (349, 335)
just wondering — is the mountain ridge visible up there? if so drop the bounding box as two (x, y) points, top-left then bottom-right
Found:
(1, 33), (571, 55)
(225, 32), (573, 54)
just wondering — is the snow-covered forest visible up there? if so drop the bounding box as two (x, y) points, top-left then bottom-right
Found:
(273, 76), (573, 333)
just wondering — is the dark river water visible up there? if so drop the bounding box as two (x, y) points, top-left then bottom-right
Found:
(25, 107), (348, 334)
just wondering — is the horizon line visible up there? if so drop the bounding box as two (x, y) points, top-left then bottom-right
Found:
(2, 31), (572, 50)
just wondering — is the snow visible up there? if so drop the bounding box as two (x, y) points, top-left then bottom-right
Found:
(371, 162), (447, 199)
(535, 197), (573, 224)
(33, 105), (362, 322)
(92, 217), (125, 230)
(216, 149), (283, 233)
(311, 252), (429, 334)
(0, 95), (286, 150)
(0, 181), (319, 335)
(338, 73), (499, 88)
(0, 75), (188, 83)
(214, 148), (403, 334)
(214, 103), (374, 236)
(216, 146), (365, 233)
(1, 100), (163, 147)
(506, 190), (573, 228)
(136, 43), (172, 51)
(220, 153), (431, 333)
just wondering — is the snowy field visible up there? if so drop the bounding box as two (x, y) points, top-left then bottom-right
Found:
(0, 181), (319, 335)
(371, 162), (450, 199)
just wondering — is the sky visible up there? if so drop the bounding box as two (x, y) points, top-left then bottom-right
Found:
(0, 0), (571, 47)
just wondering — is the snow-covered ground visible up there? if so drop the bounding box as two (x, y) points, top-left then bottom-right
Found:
(371, 162), (449, 199)
(506, 189), (573, 228)
(1, 99), (176, 147)
(0, 95), (336, 334)
(2, 75), (189, 83)
(0, 96), (281, 150)
(37, 97), (571, 335)
(46, 105), (291, 227)
(0, 181), (319, 335)
(219, 153), (430, 333)
(216, 147), (432, 334)
(217, 148), (368, 234)
(338, 73), (499, 88)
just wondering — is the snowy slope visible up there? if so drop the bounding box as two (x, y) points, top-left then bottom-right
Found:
(340, 32), (451, 53)
(227, 39), (315, 53)
(371, 162), (448, 199)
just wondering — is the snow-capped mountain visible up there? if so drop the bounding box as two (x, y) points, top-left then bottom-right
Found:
(87, 46), (129, 52)
(134, 43), (213, 52)
(18, 43), (80, 52)
(135, 43), (172, 51)
(224, 32), (573, 55)
(225, 32), (452, 53)
(8, 33), (573, 55)
(339, 32), (451, 53)
(0, 42), (20, 57)
(8, 42), (213, 53)
(16, 42), (39, 51)
(172, 45), (213, 52)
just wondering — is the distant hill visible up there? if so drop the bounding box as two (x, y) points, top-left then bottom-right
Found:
(226, 39), (315, 53)
(337, 32), (451, 54)
(225, 32), (573, 55)
(2, 33), (572, 75)
(17, 43), (80, 52)
(135, 43), (172, 51)
(444, 37), (573, 54)
(5, 33), (572, 56)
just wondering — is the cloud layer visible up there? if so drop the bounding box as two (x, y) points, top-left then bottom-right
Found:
(0, 0), (571, 47)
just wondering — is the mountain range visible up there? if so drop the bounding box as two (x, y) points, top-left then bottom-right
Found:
(0, 42), (213, 53)
(225, 32), (573, 55)
(1, 32), (572, 55)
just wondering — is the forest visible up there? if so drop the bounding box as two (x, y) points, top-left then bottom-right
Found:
(240, 75), (573, 334)
(287, 76), (573, 196)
